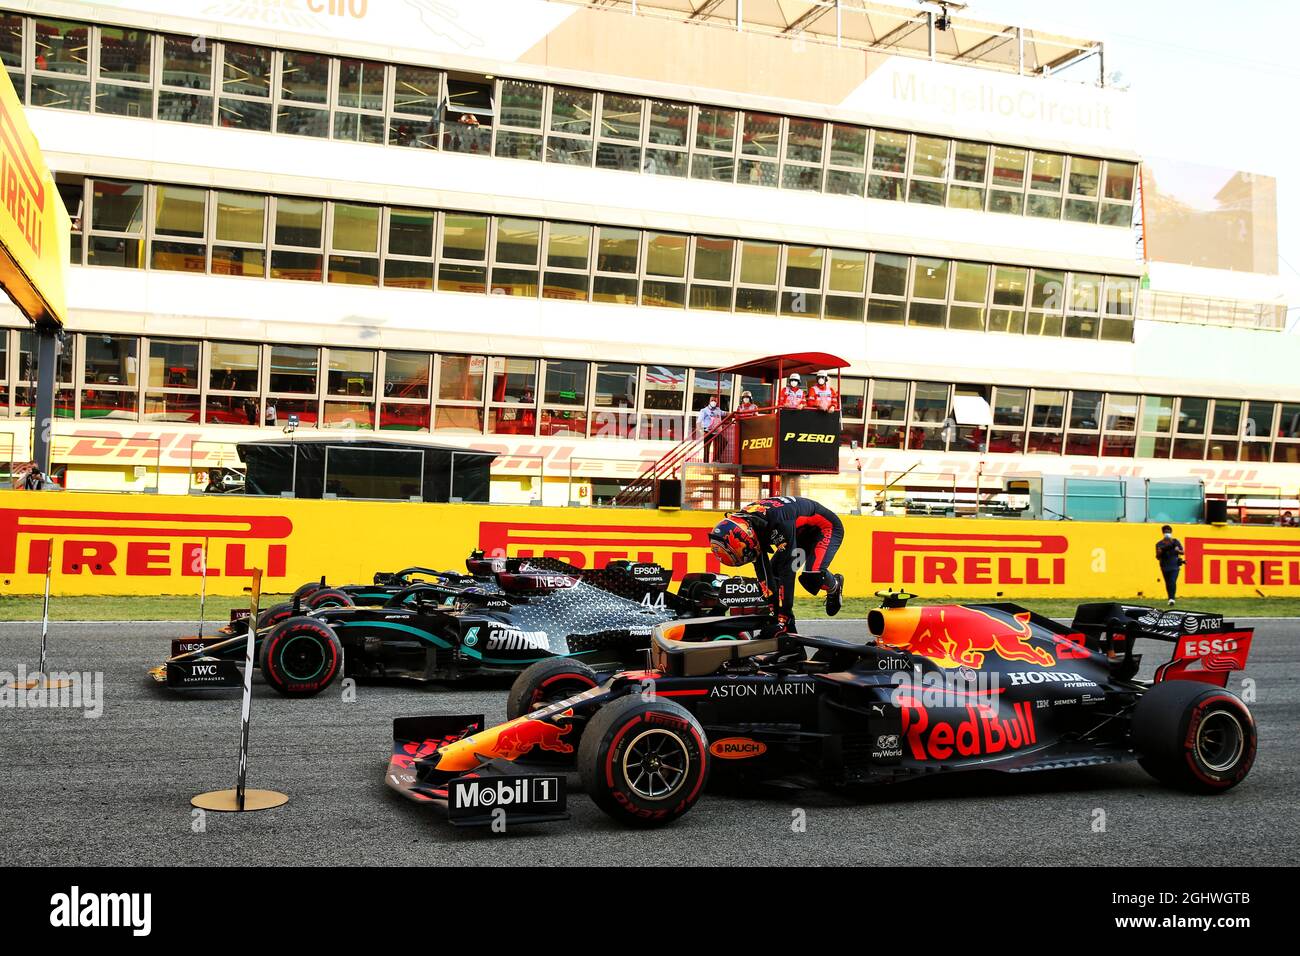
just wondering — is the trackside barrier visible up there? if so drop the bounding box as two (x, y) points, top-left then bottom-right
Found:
(2, 490), (1299, 599)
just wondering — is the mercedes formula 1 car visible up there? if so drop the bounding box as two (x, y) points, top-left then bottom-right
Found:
(216, 555), (511, 635)
(386, 598), (1257, 827)
(152, 556), (768, 697)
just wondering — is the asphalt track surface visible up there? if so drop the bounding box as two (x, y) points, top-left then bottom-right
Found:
(1, 618), (1297, 867)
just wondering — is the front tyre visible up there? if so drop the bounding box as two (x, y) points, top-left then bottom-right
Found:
(506, 658), (599, 720)
(578, 696), (709, 828)
(1133, 680), (1256, 793)
(258, 616), (343, 697)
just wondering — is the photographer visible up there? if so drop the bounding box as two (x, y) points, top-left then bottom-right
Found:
(1155, 524), (1185, 606)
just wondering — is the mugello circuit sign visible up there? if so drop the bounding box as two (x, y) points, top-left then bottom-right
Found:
(0, 491), (1298, 598)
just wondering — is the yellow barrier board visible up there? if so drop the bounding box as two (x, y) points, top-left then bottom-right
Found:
(0, 70), (70, 326)
(0, 490), (1298, 598)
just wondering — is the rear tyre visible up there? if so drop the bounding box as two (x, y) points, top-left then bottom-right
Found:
(506, 658), (599, 721)
(304, 587), (354, 611)
(578, 696), (709, 828)
(1133, 680), (1256, 793)
(292, 581), (324, 601)
(255, 601), (295, 632)
(259, 616), (343, 697)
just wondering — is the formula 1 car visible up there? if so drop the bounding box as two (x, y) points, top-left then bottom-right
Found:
(219, 555), (509, 635)
(152, 556), (768, 697)
(386, 598), (1257, 827)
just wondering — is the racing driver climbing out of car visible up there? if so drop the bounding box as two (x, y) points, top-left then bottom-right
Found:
(708, 496), (845, 634)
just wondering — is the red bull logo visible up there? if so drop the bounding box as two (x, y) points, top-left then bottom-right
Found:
(0, 507), (291, 578)
(1184, 536), (1300, 586)
(434, 712), (575, 772)
(479, 521), (720, 580)
(871, 531), (1068, 586)
(901, 701), (1038, 761)
(490, 719), (574, 760)
(876, 605), (1056, 669)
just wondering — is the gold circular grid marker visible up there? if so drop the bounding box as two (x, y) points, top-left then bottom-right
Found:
(191, 789), (290, 812)
(3, 673), (73, 690)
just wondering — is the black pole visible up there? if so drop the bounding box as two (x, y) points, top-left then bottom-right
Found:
(31, 327), (58, 477)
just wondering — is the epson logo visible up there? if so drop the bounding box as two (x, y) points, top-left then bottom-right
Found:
(486, 627), (550, 651)
(50, 886), (151, 936)
(453, 777), (560, 809)
(631, 565), (659, 576)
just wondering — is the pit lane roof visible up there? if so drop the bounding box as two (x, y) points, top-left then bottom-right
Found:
(548, 1), (1104, 79)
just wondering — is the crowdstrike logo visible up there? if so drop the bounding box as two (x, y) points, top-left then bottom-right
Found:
(49, 886), (151, 936)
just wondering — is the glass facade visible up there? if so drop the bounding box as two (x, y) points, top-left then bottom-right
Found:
(8, 12), (1137, 228)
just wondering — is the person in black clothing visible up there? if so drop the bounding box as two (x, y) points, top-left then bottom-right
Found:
(1155, 524), (1185, 605)
(708, 496), (845, 634)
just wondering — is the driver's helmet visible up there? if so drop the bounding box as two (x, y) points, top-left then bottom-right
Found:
(709, 515), (759, 567)
(787, 373), (802, 387)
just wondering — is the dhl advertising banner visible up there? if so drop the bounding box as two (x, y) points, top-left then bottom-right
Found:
(0, 70), (69, 326)
(2, 491), (1299, 599)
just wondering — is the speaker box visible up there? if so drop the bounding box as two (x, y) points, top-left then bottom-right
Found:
(1205, 498), (1228, 525)
(655, 479), (683, 509)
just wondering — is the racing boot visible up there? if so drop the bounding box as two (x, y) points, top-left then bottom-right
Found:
(826, 574), (844, 617)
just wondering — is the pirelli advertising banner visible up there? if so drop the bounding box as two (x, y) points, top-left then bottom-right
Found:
(1, 491), (1299, 599)
(0, 70), (69, 327)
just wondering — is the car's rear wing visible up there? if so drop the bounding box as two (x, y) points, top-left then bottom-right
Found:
(1070, 603), (1253, 686)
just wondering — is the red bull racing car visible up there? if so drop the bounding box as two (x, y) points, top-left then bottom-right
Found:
(387, 598), (1257, 827)
(152, 555), (767, 697)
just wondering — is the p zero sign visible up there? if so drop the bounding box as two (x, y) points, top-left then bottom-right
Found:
(0, 70), (69, 326)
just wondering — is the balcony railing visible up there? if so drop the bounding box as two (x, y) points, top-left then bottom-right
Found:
(1136, 290), (1288, 332)
(550, 0), (1109, 84)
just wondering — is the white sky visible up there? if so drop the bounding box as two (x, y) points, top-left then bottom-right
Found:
(968, 0), (1300, 303)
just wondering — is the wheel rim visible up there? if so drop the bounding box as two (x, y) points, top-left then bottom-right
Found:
(280, 635), (327, 682)
(1196, 709), (1245, 773)
(621, 728), (690, 801)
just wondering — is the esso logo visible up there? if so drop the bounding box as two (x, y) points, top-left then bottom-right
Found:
(1184, 637), (1238, 657)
